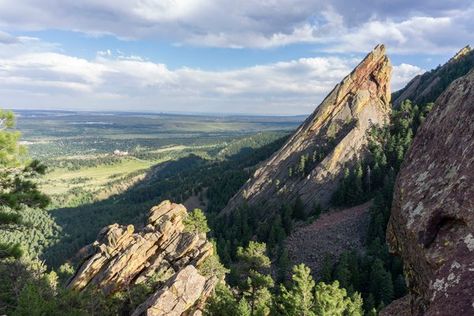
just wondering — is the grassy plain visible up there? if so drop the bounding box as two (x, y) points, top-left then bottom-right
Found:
(40, 158), (153, 195)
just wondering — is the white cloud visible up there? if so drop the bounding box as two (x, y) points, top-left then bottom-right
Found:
(325, 14), (474, 54)
(0, 35), (423, 114)
(0, 0), (471, 52)
(392, 63), (425, 90)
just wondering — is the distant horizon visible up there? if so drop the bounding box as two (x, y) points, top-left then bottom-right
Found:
(10, 107), (310, 118)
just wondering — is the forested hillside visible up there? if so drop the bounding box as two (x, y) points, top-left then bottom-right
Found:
(392, 45), (474, 106)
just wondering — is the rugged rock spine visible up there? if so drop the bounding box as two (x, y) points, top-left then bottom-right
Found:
(68, 200), (218, 316)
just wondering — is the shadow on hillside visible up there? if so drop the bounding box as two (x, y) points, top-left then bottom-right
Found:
(43, 154), (209, 268)
(42, 139), (279, 268)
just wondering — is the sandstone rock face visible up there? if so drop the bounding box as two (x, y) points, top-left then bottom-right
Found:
(223, 45), (391, 214)
(67, 200), (218, 315)
(132, 265), (206, 316)
(385, 70), (474, 315)
(392, 45), (474, 107)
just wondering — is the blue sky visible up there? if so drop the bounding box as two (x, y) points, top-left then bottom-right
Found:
(0, 0), (473, 115)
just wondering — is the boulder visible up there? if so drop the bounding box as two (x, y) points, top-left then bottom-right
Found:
(132, 265), (217, 316)
(385, 69), (474, 315)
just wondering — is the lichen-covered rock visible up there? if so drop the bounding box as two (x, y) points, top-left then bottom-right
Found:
(385, 69), (474, 315)
(67, 200), (217, 315)
(223, 44), (391, 214)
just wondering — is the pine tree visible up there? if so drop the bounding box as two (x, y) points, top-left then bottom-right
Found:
(319, 255), (333, 283)
(280, 204), (293, 235)
(365, 165), (372, 193)
(275, 247), (290, 284)
(206, 283), (243, 316)
(292, 196), (306, 221)
(0, 109), (49, 259)
(354, 162), (364, 202)
(369, 259), (394, 306)
(236, 298), (252, 316)
(235, 242), (274, 316)
(183, 208), (210, 233)
(347, 251), (361, 291)
(277, 264), (316, 316)
(314, 280), (363, 316)
(311, 203), (322, 220)
(334, 253), (352, 293)
(364, 294), (376, 313)
(345, 292), (364, 316)
(267, 215), (286, 250)
(297, 155), (306, 175)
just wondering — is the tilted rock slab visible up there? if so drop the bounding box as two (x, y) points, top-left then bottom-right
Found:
(223, 44), (391, 214)
(67, 200), (218, 315)
(384, 69), (474, 315)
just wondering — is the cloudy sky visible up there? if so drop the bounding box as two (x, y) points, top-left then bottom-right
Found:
(0, 0), (472, 115)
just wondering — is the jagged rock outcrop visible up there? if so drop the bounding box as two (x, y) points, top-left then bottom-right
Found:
(132, 265), (208, 316)
(223, 44), (391, 214)
(392, 45), (474, 107)
(384, 69), (474, 315)
(67, 200), (218, 315)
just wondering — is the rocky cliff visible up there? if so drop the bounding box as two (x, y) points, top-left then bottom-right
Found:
(67, 200), (219, 316)
(392, 45), (474, 107)
(383, 69), (474, 315)
(223, 44), (391, 214)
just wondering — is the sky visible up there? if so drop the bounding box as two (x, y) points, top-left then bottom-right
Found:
(0, 1), (473, 115)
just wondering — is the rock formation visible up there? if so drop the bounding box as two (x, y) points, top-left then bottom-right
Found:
(392, 45), (474, 107)
(223, 44), (391, 214)
(67, 200), (218, 316)
(383, 69), (474, 315)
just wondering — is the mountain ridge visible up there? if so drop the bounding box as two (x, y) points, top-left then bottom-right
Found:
(392, 45), (474, 107)
(222, 44), (391, 215)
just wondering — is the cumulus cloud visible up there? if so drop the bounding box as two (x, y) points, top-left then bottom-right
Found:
(0, 35), (424, 114)
(0, 0), (471, 52)
(325, 12), (474, 54)
(392, 63), (425, 90)
(0, 52), (352, 113)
